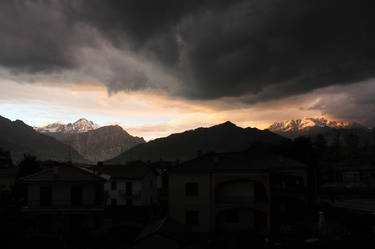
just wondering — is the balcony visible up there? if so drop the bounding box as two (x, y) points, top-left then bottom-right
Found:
(21, 199), (104, 212)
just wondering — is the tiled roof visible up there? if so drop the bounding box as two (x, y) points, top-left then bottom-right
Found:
(136, 218), (191, 242)
(93, 163), (154, 179)
(18, 165), (106, 182)
(172, 152), (307, 172)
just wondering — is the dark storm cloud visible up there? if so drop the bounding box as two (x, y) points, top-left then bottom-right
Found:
(62, 0), (238, 67)
(306, 81), (375, 127)
(2, 0), (375, 104)
(0, 0), (95, 73)
(177, 0), (375, 100)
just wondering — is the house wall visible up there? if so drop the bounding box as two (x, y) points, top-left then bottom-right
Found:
(27, 182), (103, 208)
(169, 171), (271, 234)
(104, 171), (158, 206)
(216, 180), (255, 203)
(214, 172), (270, 234)
(168, 172), (212, 233)
(216, 208), (255, 232)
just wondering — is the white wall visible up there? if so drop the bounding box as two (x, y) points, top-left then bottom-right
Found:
(104, 171), (158, 206)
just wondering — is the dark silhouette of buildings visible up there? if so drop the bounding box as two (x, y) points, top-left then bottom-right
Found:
(18, 165), (106, 237)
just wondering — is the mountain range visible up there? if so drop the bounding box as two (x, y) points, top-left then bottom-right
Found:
(35, 119), (145, 163)
(35, 118), (100, 134)
(0, 115), (86, 164)
(106, 121), (286, 164)
(2, 114), (374, 165)
(268, 117), (374, 146)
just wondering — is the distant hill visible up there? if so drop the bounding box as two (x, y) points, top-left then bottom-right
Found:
(43, 125), (145, 163)
(0, 115), (86, 164)
(106, 121), (286, 164)
(268, 117), (374, 146)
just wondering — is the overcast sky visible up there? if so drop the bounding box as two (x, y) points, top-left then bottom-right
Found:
(1, 0), (375, 140)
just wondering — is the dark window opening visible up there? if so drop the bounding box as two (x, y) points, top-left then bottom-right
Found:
(111, 198), (117, 206)
(39, 215), (52, 233)
(254, 182), (267, 202)
(111, 181), (117, 190)
(95, 215), (104, 229)
(126, 198), (133, 206)
(40, 186), (52, 207)
(185, 182), (199, 196)
(126, 182), (133, 195)
(186, 210), (199, 225)
(95, 184), (103, 206)
(70, 215), (83, 232)
(71, 186), (83, 207)
(226, 210), (239, 223)
(162, 175), (169, 189)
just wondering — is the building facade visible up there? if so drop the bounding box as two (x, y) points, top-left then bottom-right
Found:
(168, 152), (308, 237)
(18, 165), (106, 236)
(96, 163), (158, 207)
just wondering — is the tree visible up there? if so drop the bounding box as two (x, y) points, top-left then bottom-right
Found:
(314, 134), (327, 152)
(292, 136), (314, 165)
(17, 154), (41, 178)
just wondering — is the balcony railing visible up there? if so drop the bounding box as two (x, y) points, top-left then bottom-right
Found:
(23, 200), (105, 210)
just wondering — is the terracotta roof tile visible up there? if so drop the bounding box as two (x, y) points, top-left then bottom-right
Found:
(19, 165), (106, 182)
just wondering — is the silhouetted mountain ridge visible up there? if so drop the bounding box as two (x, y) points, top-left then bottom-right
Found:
(0, 115), (86, 163)
(106, 121), (286, 164)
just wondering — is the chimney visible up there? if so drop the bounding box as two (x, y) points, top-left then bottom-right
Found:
(96, 161), (104, 175)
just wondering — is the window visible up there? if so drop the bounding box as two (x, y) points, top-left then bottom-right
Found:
(71, 186), (83, 207)
(111, 181), (117, 190)
(186, 210), (199, 225)
(95, 184), (103, 205)
(111, 198), (117, 206)
(126, 198), (133, 206)
(70, 215), (83, 232)
(185, 182), (199, 196)
(126, 182), (133, 195)
(226, 210), (239, 223)
(40, 186), (52, 207)
(39, 215), (52, 233)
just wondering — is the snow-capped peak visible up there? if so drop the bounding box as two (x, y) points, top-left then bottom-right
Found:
(72, 118), (100, 132)
(35, 118), (100, 134)
(268, 117), (362, 133)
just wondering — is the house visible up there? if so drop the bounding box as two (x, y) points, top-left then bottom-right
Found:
(95, 162), (158, 207)
(168, 152), (309, 238)
(18, 164), (106, 237)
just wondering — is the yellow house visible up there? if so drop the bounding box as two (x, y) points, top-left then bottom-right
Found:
(168, 152), (308, 237)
